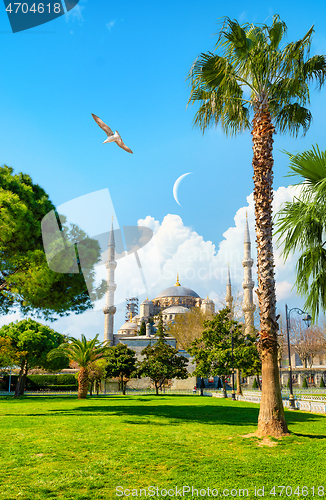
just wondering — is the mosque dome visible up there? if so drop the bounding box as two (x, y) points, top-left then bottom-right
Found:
(162, 305), (190, 315)
(141, 299), (153, 305)
(156, 275), (200, 299)
(202, 296), (214, 304)
(119, 321), (137, 331)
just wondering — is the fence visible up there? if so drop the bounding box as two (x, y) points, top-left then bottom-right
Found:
(212, 390), (326, 414)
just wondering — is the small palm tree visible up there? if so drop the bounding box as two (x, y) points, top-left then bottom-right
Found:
(276, 145), (326, 321)
(188, 15), (326, 437)
(49, 334), (108, 398)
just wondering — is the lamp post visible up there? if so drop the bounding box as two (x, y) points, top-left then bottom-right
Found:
(285, 304), (311, 409)
(231, 327), (236, 401)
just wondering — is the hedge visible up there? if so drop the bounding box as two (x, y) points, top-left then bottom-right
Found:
(1, 374), (78, 390)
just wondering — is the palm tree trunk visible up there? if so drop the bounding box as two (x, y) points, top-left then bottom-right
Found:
(78, 367), (89, 399)
(252, 107), (289, 437)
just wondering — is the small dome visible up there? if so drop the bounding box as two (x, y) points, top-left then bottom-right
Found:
(162, 305), (190, 314)
(203, 296), (214, 304)
(141, 299), (152, 305)
(119, 321), (138, 331)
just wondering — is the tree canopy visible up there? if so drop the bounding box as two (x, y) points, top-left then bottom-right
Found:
(0, 319), (68, 395)
(48, 334), (109, 399)
(188, 308), (260, 397)
(0, 165), (106, 320)
(105, 343), (138, 394)
(138, 318), (188, 395)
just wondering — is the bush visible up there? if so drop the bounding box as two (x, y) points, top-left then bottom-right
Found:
(252, 378), (258, 389)
(302, 377), (308, 388)
(287, 380), (290, 389)
(25, 374), (78, 390)
(320, 377), (325, 388)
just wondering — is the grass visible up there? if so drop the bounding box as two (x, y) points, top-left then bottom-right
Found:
(0, 395), (325, 500)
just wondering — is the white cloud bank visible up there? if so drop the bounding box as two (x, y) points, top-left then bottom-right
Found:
(0, 185), (302, 339)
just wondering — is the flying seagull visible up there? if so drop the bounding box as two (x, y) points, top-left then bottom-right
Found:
(91, 113), (133, 154)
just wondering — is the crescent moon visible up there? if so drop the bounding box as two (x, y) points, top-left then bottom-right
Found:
(173, 172), (192, 206)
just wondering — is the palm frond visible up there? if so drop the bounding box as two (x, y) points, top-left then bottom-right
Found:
(272, 103), (312, 136)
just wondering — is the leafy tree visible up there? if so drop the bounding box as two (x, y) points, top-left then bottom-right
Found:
(0, 165), (106, 320)
(105, 343), (138, 394)
(189, 308), (260, 398)
(88, 359), (106, 396)
(138, 319), (188, 395)
(48, 334), (108, 399)
(166, 307), (213, 350)
(187, 15), (326, 437)
(276, 146), (326, 321)
(0, 337), (21, 371)
(0, 319), (68, 396)
(139, 321), (146, 337)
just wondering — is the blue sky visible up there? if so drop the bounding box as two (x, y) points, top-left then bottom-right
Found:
(1, 0), (326, 337)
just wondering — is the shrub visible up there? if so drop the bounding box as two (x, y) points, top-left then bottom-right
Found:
(26, 374), (78, 389)
(252, 378), (258, 389)
(302, 377), (308, 388)
(320, 377), (325, 388)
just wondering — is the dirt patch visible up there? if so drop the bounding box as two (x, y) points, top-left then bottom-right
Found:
(241, 433), (257, 438)
(257, 437), (277, 447)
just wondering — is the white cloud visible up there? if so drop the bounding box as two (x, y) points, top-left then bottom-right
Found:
(0, 185), (302, 340)
(106, 20), (116, 30)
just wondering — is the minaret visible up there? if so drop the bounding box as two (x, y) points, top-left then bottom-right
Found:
(103, 217), (117, 345)
(225, 264), (233, 314)
(242, 213), (256, 335)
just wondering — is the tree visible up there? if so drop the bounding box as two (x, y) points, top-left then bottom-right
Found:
(0, 319), (68, 396)
(48, 334), (108, 399)
(105, 343), (138, 394)
(320, 377), (325, 388)
(138, 317), (188, 395)
(139, 321), (146, 337)
(276, 146), (326, 321)
(0, 337), (21, 371)
(188, 308), (260, 398)
(88, 359), (106, 396)
(0, 165), (106, 320)
(187, 15), (326, 437)
(289, 320), (325, 368)
(166, 308), (213, 350)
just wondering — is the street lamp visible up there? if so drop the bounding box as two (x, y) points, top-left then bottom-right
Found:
(285, 304), (312, 409)
(231, 327), (236, 401)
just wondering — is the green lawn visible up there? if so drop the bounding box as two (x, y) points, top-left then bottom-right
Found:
(0, 395), (325, 500)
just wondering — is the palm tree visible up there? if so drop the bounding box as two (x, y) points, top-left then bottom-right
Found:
(188, 15), (326, 437)
(49, 334), (108, 399)
(276, 145), (326, 321)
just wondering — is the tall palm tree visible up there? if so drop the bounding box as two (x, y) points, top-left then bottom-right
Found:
(276, 145), (326, 321)
(50, 334), (108, 398)
(188, 15), (326, 437)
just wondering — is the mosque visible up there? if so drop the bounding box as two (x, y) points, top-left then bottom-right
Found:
(102, 216), (255, 389)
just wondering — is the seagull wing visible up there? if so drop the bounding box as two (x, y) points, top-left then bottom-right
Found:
(91, 113), (114, 137)
(116, 138), (133, 154)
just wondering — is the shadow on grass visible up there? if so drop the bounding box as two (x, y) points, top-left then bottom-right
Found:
(1, 395), (325, 437)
